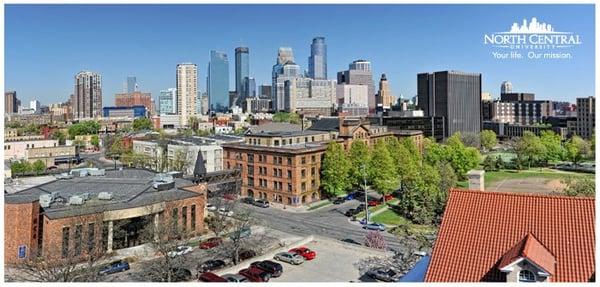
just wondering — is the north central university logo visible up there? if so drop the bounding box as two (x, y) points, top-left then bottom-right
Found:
(484, 17), (581, 59)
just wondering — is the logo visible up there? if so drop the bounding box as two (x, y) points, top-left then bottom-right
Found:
(484, 17), (582, 60)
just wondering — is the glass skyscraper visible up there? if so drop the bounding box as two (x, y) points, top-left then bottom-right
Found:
(235, 47), (249, 104)
(208, 50), (230, 112)
(159, 88), (177, 115)
(308, 37), (327, 80)
(127, 76), (137, 93)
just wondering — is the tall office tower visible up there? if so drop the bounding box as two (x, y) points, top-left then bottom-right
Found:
(235, 47), (250, 102)
(127, 76), (137, 93)
(337, 59), (375, 114)
(5, 91), (18, 114)
(308, 37), (327, 79)
(272, 47), (295, 110)
(208, 50), (230, 112)
(30, 100), (41, 113)
(259, 85), (272, 99)
(376, 74), (395, 111)
(576, 96), (595, 139)
(245, 77), (256, 99)
(501, 81), (513, 94)
(284, 78), (336, 115)
(73, 71), (103, 119)
(159, 88), (177, 115)
(274, 61), (301, 111)
(176, 63), (197, 127)
(200, 94), (209, 115)
(417, 71), (482, 137)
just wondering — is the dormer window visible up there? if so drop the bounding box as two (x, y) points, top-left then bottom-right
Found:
(519, 270), (536, 282)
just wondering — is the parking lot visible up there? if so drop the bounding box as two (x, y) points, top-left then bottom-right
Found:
(270, 237), (387, 282)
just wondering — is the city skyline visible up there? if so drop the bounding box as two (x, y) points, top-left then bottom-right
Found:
(5, 4), (595, 106)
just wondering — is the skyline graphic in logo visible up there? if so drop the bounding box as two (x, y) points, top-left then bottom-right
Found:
(503, 17), (564, 34)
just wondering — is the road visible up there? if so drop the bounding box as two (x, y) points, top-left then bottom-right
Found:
(234, 198), (406, 252)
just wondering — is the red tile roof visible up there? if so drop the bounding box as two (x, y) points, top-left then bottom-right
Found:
(425, 189), (595, 282)
(497, 233), (556, 275)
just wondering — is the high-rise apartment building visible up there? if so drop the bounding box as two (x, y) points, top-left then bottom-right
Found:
(176, 63), (198, 127)
(30, 100), (41, 113)
(272, 47), (296, 111)
(576, 96), (595, 139)
(417, 71), (482, 137)
(284, 78), (336, 115)
(126, 76), (137, 93)
(501, 81), (513, 94)
(73, 71), (103, 119)
(115, 91), (155, 115)
(5, 91), (19, 114)
(159, 88), (177, 115)
(336, 84), (369, 116)
(235, 47), (250, 105)
(208, 50), (230, 112)
(376, 74), (395, 112)
(337, 59), (375, 113)
(308, 37), (327, 80)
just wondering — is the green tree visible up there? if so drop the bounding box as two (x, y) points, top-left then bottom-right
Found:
(460, 132), (480, 149)
(90, 135), (100, 150)
(68, 121), (100, 139)
(483, 155), (497, 172)
(321, 142), (351, 197)
(52, 130), (66, 145)
(515, 131), (546, 168)
(170, 149), (189, 173)
(480, 130), (498, 152)
(539, 130), (565, 164)
(347, 140), (371, 188)
(560, 176), (594, 197)
(272, 112), (301, 124)
(369, 141), (399, 203)
(436, 162), (456, 216)
(10, 160), (32, 176)
(446, 133), (481, 179)
(32, 160), (46, 175)
(23, 124), (41, 135)
(565, 136), (591, 165)
(133, 118), (154, 131)
(496, 155), (506, 170)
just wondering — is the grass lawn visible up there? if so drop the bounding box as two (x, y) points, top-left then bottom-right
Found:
(371, 209), (438, 236)
(485, 168), (594, 187)
(307, 200), (331, 211)
(355, 199), (400, 218)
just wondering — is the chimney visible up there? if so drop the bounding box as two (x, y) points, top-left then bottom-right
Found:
(467, 170), (485, 191)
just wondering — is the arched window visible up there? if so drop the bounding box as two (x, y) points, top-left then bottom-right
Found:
(519, 270), (536, 282)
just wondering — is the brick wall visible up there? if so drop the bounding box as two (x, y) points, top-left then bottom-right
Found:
(4, 202), (40, 264)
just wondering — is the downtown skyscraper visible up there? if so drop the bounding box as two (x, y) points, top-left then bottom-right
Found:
(126, 76), (137, 93)
(338, 59), (375, 113)
(176, 63), (197, 127)
(159, 88), (177, 115)
(235, 47), (250, 107)
(308, 37), (327, 79)
(208, 50), (230, 112)
(73, 71), (102, 119)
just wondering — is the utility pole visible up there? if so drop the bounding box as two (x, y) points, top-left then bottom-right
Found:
(362, 164), (369, 224)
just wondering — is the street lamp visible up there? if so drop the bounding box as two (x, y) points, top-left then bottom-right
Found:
(361, 163), (369, 224)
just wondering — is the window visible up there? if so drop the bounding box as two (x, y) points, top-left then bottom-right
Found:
(172, 208), (179, 227)
(87, 223), (95, 253)
(62, 227), (70, 258)
(312, 155), (316, 163)
(301, 169), (306, 178)
(190, 205), (196, 231)
(287, 157), (292, 165)
(248, 176), (254, 187)
(74, 225), (83, 256)
(302, 157), (306, 164)
(518, 270), (536, 282)
(248, 154), (254, 163)
(182, 206), (188, 232)
(247, 165), (254, 175)
(287, 170), (292, 178)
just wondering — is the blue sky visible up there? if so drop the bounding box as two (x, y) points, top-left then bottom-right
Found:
(5, 4), (595, 106)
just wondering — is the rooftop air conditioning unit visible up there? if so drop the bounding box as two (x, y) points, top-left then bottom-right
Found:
(69, 195), (84, 205)
(98, 192), (113, 200)
(153, 181), (175, 191)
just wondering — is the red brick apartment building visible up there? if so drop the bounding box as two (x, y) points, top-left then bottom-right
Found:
(426, 189), (595, 282)
(4, 169), (206, 264)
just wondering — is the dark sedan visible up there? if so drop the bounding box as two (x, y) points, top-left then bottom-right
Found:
(98, 260), (130, 276)
(198, 259), (227, 273)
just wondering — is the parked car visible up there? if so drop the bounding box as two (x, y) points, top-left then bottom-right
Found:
(368, 200), (380, 207)
(340, 238), (362, 245)
(206, 203), (217, 211)
(289, 247), (317, 260)
(344, 193), (355, 201)
(274, 252), (305, 265)
(229, 227), (251, 240)
(381, 194), (394, 202)
(98, 260), (130, 275)
(221, 273), (249, 282)
(198, 259), (226, 273)
(171, 268), (193, 282)
(366, 267), (401, 282)
(168, 245), (193, 257)
(250, 260), (283, 277)
(198, 272), (228, 282)
(356, 203), (366, 211)
(199, 237), (223, 249)
(345, 208), (357, 217)
(238, 266), (271, 282)
(253, 199), (270, 208)
(241, 197), (255, 204)
(218, 207), (234, 217)
(332, 197), (345, 204)
(363, 223), (386, 231)
(223, 193), (237, 200)
(239, 249), (257, 261)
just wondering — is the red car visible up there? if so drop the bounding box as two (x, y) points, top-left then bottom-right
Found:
(198, 272), (227, 282)
(223, 193), (237, 201)
(381, 194), (394, 202)
(289, 247), (317, 260)
(199, 237), (223, 249)
(368, 200), (380, 207)
(238, 266), (271, 282)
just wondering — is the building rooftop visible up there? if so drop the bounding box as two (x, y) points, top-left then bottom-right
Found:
(425, 189), (595, 282)
(4, 169), (201, 219)
(245, 129), (327, 138)
(246, 122), (303, 134)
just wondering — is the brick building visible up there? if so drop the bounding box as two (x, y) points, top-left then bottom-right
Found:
(4, 169), (206, 264)
(115, 91), (155, 115)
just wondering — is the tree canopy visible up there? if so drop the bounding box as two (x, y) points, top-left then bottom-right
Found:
(133, 117), (154, 131)
(321, 142), (351, 197)
(68, 121), (100, 139)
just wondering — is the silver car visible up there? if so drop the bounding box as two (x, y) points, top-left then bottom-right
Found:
(274, 252), (305, 265)
(221, 273), (248, 282)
